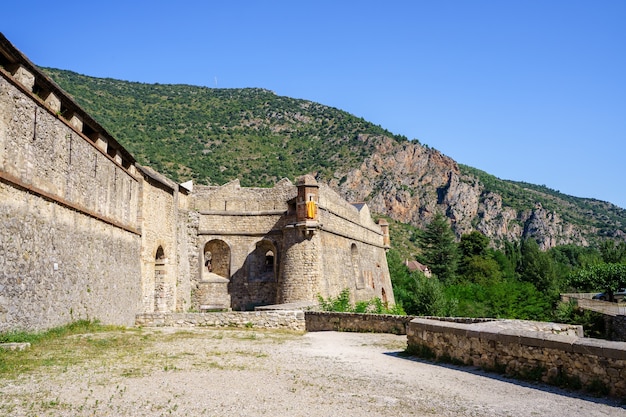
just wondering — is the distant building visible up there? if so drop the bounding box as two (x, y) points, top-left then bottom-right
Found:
(405, 260), (432, 278)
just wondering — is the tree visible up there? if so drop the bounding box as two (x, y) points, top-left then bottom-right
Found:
(418, 212), (458, 284)
(600, 240), (626, 264)
(458, 231), (502, 283)
(570, 263), (626, 302)
(517, 238), (559, 294)
(463, 256), (503, 286)
(458, 231), (489, 259)
(491, 248), (517, 280)
(404, 271), (456, 316)
(386, 249), (413, 309)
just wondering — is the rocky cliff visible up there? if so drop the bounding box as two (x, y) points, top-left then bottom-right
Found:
(330, 136), (589, 249)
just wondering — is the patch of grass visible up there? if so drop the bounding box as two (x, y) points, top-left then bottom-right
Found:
(0, 319), (111, 344)
(0, 320), (131, 378)
(0, 324), (302, 384)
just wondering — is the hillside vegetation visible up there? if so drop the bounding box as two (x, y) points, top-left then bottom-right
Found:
(44, 68), (407, 186)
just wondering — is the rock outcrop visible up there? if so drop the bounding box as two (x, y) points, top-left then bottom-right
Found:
(331, 138), (588, 249)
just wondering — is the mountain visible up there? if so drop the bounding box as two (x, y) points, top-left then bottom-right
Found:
(42, 68), (626, 250)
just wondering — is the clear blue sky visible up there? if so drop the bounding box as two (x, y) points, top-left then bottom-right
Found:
(4, 1), (625, 208)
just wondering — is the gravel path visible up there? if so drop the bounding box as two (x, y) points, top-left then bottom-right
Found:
(1, 328), (624, 416)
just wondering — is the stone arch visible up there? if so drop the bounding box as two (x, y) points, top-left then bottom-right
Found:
(194, 239), (231, 312)
(202, 239), (231, 279)
(154, 245), (170, 312)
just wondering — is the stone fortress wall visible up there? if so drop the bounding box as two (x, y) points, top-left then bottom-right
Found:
(316, 183), (392, 304)
(0, 33), (394, 330)
(0, 35), (143, 330)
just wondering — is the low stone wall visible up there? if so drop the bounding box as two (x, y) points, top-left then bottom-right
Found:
(135, 311), (305, 331)
(304, 311), (415, 334)
(407, 318), (626, 398)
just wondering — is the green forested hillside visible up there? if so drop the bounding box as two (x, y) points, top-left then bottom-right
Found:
(44, 68), (407, 186)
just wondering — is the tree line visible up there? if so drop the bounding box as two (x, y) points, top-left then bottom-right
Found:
(388, 212), (626, 336)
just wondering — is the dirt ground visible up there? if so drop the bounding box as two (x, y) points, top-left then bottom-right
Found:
(1, 328), (624, 416)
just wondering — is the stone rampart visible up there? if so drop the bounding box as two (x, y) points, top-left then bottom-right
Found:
(318, 183), (371, 227)
(135, 311), (305, 331)
(1, 37), (143, 331)
(407, 317), (626, 398)
(304, 311), (415, 334)
(0, 33), (395, 331)
(138, 167), (181, 314)
(0, 69), (139, 231)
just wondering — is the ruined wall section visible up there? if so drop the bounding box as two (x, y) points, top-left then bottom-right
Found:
(0, 65), (141, 331)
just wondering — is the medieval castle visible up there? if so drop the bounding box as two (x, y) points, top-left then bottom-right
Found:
(0, 34), (394, 331)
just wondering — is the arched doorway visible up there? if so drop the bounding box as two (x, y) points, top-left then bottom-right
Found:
(154, 245), (170, 312)
(250, 240), (277, 283)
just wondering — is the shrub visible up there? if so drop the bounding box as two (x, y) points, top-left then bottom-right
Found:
(317, 289), (405, 315)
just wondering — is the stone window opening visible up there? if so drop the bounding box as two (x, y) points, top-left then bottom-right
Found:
(155, 246), (165, 265)
(248, 241), (277, 282)
(203, 240), (230, 279)
(154, 245), (169, 312)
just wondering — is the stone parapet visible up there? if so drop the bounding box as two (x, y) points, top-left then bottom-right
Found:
(407, 317), (626, 398)
(135, 311), (306, 331)
(305, 311), (415, 334)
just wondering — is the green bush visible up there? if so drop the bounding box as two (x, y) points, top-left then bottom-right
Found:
(317, 289), (405, 315)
